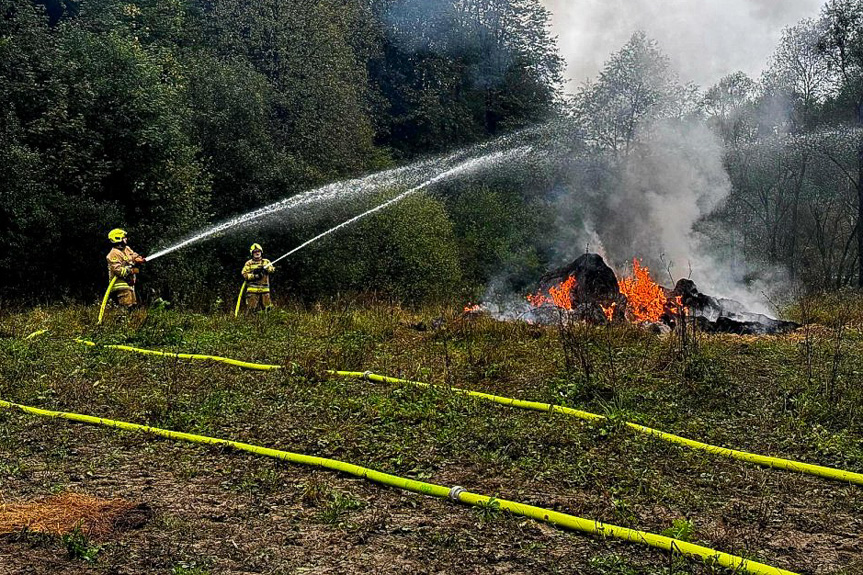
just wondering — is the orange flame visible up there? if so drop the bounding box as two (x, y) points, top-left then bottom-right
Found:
(463, 303), (483, 314)
(601, 302), (617, 322)
(618, 259), (666, 323)
(527, 275), (577, 310)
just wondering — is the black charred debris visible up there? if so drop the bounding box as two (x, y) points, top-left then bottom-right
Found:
(536, 254), (798, 335)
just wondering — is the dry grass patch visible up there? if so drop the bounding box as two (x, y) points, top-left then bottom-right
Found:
(0, 491), (147, 539)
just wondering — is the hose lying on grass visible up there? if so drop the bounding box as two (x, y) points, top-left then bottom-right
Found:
(76, 339), (281, 371)
(70, 338), (863, 487)
(0, 398), (798, 575)
(332, 371), (863, 487)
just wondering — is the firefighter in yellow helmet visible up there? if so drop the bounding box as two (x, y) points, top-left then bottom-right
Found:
(242, 243), (275, 312)
(106, 228), (146, 307)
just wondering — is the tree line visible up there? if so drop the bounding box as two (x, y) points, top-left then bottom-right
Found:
(0, 0), (561, 304)
(2, 0), (862, 307)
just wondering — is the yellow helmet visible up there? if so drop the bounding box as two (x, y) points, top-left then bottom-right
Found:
(108, 228), (127, 243)
(250, 243), (263, 254)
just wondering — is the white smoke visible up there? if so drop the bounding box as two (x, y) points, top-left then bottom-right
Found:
(598, 120), (730, 270)
(575, 118), (781, 314)
(543, 0), (825, 87)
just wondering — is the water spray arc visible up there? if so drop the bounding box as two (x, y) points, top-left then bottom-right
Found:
(143, 129), (541, 263)
(143, 162), (423, 262)
(269, 146), (532, 265)
(230, 145), (531, 315)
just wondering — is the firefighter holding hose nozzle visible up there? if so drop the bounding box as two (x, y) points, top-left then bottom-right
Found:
(242, 243), (275, 312)
(106, 228), (146, 307)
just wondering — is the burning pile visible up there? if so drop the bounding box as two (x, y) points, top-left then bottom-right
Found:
(528, 253), (626, 323)
(515, 253), (797, 335)
(617, 259), (666, 323)
(527, 275), (576, 310)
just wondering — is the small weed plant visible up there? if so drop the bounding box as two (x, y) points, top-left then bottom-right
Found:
(62, 523), (100, 563)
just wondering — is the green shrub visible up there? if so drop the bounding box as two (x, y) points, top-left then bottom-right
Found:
(295, 193), (463, 303)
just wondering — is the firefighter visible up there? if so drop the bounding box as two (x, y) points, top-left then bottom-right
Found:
(242, 243), (276, 312)
(106, 228), (146, 307)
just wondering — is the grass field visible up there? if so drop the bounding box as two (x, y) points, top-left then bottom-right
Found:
(1, 297), (862, 574)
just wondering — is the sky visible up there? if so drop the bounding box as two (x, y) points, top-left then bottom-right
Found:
(543, 0), (826, 90)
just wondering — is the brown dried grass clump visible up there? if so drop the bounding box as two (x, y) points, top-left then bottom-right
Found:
(0, 492), (144, 538)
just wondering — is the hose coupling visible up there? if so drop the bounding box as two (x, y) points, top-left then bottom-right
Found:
(362, 371), (372, 381)
(448, 486), (465, 501)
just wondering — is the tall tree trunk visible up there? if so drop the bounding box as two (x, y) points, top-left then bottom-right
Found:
(858, 141), (863, 287)
(858, 99), (863, 287)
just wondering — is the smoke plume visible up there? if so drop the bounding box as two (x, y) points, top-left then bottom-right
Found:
(543, 0), (824, 87)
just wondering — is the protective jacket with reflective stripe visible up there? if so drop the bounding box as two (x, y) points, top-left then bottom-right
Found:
(242, 258), (274, 293)
(107, 246), (141, 291)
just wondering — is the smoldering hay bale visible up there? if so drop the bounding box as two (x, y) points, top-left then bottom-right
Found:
(669, 278), (799, 335)
(538, 253), (626, 321)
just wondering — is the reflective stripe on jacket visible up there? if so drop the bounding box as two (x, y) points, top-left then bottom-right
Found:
(107, 246), (141, 287)
(242, 258), (273, 292)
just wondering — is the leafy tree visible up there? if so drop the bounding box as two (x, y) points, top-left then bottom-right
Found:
(721, 131), (860, 288)
(818, 0), (863, 285)
(0, 0), (564, 304)
(573, 31), (693, 155)
(761, 18), (838, 132)
(0, 0), (210, 301)
(197, 0), (382, 190)
(292, 193), (463, 303)
(0, 1), (65, 298)
(367, 0), (562, 156)
(703, 72), (759, 145)
(447, 184), (545, 292)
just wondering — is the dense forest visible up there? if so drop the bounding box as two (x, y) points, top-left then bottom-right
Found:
(1, 0), (861, 305)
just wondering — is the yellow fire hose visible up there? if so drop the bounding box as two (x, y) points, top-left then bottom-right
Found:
(0, 398), (797, 575)
(234, 281), (247, 318)
(333, 372), (863, 486)
(24, 329), (48, 340)
(97, 276), (118, 325)
(69, 339), (863, 486)
(76, 339), (281, 371)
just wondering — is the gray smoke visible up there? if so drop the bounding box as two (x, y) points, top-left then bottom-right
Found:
(487, 115), (784, 316)
(557, 118), (783, 314)
(516, 107), (788, 315)
(543, 0), (824, 87)
(591, 120), (729, 271)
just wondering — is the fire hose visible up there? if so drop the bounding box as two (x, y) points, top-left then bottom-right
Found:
(97, 276), (118, 325)
(76, 339), (281, 371)
(0, 398), (798, 575)
(234, 281), (247, 318)
(334, 371), (863, 486)
(64, 338), (863, 486)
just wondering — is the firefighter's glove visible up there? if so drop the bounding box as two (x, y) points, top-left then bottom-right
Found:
(264, 264), (275, 274)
